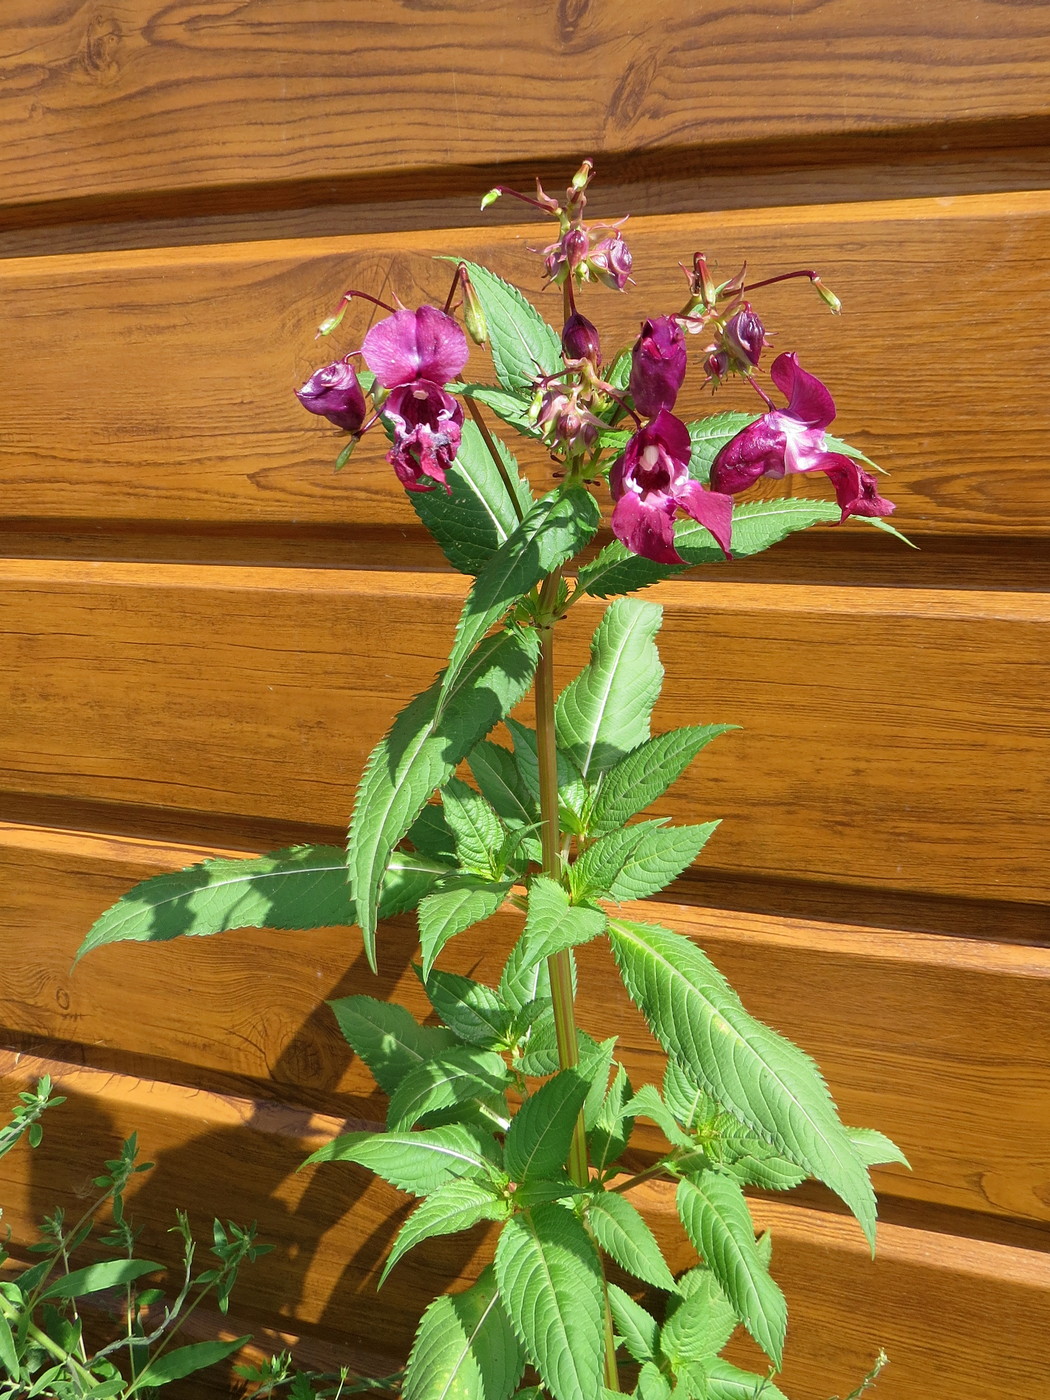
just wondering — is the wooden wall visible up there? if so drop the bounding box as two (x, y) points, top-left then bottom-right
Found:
(1, 3), (1048, 1396)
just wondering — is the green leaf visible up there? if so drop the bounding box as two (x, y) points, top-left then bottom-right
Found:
(440, 488), (600, 706)
(423, 968), (517, 1047)
(579, 1034), (618, 1131)
(623, 1083), (694, 1149)
(859, 515), (918, 548)
(663, 1058), (719, 1134)
(441, 777), (508, 876)
(445, 261), (562, 392)
(605, 345), (633, 393)
(42, 1258), (162, 1299)
(687, 414), (761, 483)
(637, 1360), (674, 1400)
(468, 740), (539, 831)
(380, 1182), (509, 1286)
(304, 1125), (501, 1195)
(824, 432), (880, 471)
(419, 881), (512, 979)
(588, 1063), (634, 1174)
(453, 383), (543, 441)
(513, 876), (606, 970)
(504, 1071), (589, 1183)
(498, 936), (553, 1015)
(697, 1359), (790, 1400)
(495, 1203), (606, 1400)
(675, 1172), (786, 1366)
(0, 1309), (17, 1377)
(570, 821), (719, 903)
(134, 1336), (250, 1388)
(556, 598), (664, 782)
(408, 804), (460, 863)
(77, 845), (355, 958)
(659, 1266), (737, 1367)
(504, 719), (587, 825)
(720, 1139), (807, 1192)
(348, 625), (540, 959)
(607, 1283), (658, 1363)
(408, 418), (535, 575)
(587, 1190), (677, 1291)
(589, 727), (732, 835)
(608, 919), (876, 1247)
(387, 1046), (512, 1131)
(403, 1266), (524, 1400)
(847, 1126), (910, 1169)
(328, 996), (457, 1095)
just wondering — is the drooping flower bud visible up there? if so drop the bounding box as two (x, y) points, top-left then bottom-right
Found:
(459, 267), (489, 346)
(629, 316), (687, 417)
(544, 227), (590, 285)
(722, 304), (768, 371)
(588, 231), (633, 291)
(531, 385), (603, 454)
(812, 276), (842, 314)
(295, 360), (367, 433)
(686, 253), (718, 308)
(562, 311), (601, 365)
(704, 350), (730, 387)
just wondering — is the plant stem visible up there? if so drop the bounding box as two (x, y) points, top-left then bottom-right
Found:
(465, 398), (526, 523)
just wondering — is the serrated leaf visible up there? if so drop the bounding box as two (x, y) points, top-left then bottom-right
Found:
(697, 1359), (790, 1400)
(0, 1308), (17, 1377)
(847, 1126), (910, 1169)
(499, 936), (553, 1015)
(328, 996), (457, 1095)
(824, 432), (880, 471)
(859, 515), (917, 547)
(660, 1266), (737, 1368)
(589, 726), (732, 835)
(675, 1172), (786, 1366)
(605, 345), (633, 392)
(555, 598), (664, 783)
(504, 1071), (589, 1183)
(305, 1125), (501, 1195)
(348, 626), (540, 958)
(404, 1265), (524, 1400)
(637, 1360), (674, 1400)
(408, 804), (460, 863)
(423, 968), (516, 1047)
(441, 777), (508, 876)
(663, 1059), (719, 1134)
(608, 919), (876, 1248)
(387, 1046), (512, 1132)
(505, 719), (587, 824)
(419, 881), (512, 979)
(624, 1084), (694, 1149)
(134, 1336), (250, 1388)
(607, 1283), (658, 1363)
(469, 740), (539, 831)
(514, 877), (606, 972)
(42, 1258), (162, 1300)
(381, 1182), (509, 1286)
(408, 417), (535, 575)
(687, 414), (761, 483)
(494, 1203), (606, 1400)
(453, 383), (543, 441)
(440, 488), (600, 707)
(587, 1190), (677, 1291)
(588, 1063), (634, 1174)
(445, 261), (562, 391)
(571, 821), (718, 904)
(579, 1034), (618, 1131)
(721, 1143), (807, 1192)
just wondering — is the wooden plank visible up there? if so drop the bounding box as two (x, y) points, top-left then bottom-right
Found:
(0, 563), (1045, 902)
(4, 4), (1050, 208)
(0, 1053), (1046, 1400)
(2, 194), (1050, 537)
(2, 823), (1048, 1226)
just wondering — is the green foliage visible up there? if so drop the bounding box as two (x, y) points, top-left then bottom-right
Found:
(503, 1072), (589, 1183)
(608, 919), (877, 1247)
(403, 1267), (524, 1400)
(408, 418), (534, 574)
(347, 625), (540, 958)
(380, 1183), (510, 1286)
(418, 881), (512, 978)
(386, 1046), (512, 1131)
(445, 262), (561, 391)
(494, 1204), (606, 1400)
(588, 726), (732, 835)
(687, 413), (761, 483)
(607, 1284), (658, 1363)
(453, 383), (542, 441)
(327, 997), (458, 1095)
(304, 1125), (502, 1195)
(659, 1265), (738, 1368)
(440, 777), (509, 876)
(570, 821), (719, 904)
(586, 1190), (677, 1291)
(510, 877), (606, 970)
(421, 969), (517, 1048)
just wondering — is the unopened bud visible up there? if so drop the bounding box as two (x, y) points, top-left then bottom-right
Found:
(296, 360), (367, 433)
(570, 159), (594, 195)
(689, 253), (718, 307)
(562, 311), (601, 364)
(722, 304), (767, 370)
(812, 277), (842, 314)
(480, 188), (502, 211)
(459, 267), (488, 345)
(704, 350), (730, 387)
(588, 231), (632, 291)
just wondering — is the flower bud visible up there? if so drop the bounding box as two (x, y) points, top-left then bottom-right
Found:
(543, 226), (589, 285)
(588, 231), (632, 291)
(703, 350), (730, 387)
(459, 268), (488, 346)
(722, 304), (768, 371)
(688, 253), (718, 308)
(629, 315), (687, 417)
(296, 360), (367, 432)
(532, 386), (602, 454)
(561, 311), (601, 364)
(812, 277), (842, 314)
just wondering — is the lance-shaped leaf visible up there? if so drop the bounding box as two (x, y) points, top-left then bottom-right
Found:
(348, 625), (540, 960)
(441, 776), (508, 876)
(587, 1190), (677, 1292)
(444, 260), (562, 391)
(511, 876), (606, 974)
(387, 1046), (513, 1132)
(304, 1125), (501, 1196)
(608, 919), (876, 1247)
(403, 1266), (524, 1400)
(663, 1056), (719, 1134)
(570, 820), (718, 904)
(607, 1283), (658, 1364)
(419, 880), (512, 979)
(848, 1125), (910, 1169)
(659, 1265), (737, 1368)
(505, 719), (587, 825)
(555, 598), (664, 782)
(503, 1070), (590, 1183)
(407, 804), (459, 863)
(381, 1182), (510, 1286)
(409, 417), (534, 575)
(327, 996), (456, 1095)
(440, 488), (600, 707)
(469, 739), (538, 830)
(423, 968), (517, 1048)
(134, 1337), (251, 1389)
(588, 1063), (634, 1174)
(42, 1259), (163, 1300)
(77, 845), (446, 960)
(687, 413), (762, 483)
(495, 1203), (606, 1400)
(453, 383), (543, 441)
(696, 1359), (790, 1400)
(589, 726), (732, 835)
(675, 1171), (787, 1366)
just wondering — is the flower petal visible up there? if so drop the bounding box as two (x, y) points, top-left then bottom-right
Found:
(673, 479), (734, 559)
(709, 417), (787, 493)
(362, 306), (469, 388)
(815, 452), (896, 521)
(611, 491), (682, 565)
(770, 352), (836, 430)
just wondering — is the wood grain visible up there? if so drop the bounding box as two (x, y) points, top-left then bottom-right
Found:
(2, 823), (1049, 1227)
(3, 195), (1050, 540)
(0, 1053), (1047, 1400)
(3, 3), (1050, 208)
(0, 563), (1045, 902)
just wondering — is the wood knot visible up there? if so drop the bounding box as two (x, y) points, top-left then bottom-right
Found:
(76, 10), (123, 83)
(558, 0), (591, 42)
(607, 50), (659, 131)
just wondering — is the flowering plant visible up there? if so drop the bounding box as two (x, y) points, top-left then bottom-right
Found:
(79, 163), (906, 1400)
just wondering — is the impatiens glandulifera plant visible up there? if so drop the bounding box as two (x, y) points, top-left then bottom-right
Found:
(78, 162), (909, 1400)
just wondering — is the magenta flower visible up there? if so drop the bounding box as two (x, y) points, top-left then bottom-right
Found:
(561, 311), (602, 364)
(610, 410), (734, 565)
(361, 306), (468, 389)
(383, 382), (465, 492)
(629, 315), (687, 417)
(295, 360), (367, 433)
(710, 353), (895, 521)
(589, 231), (632, 291)
(722, 304), (769, 371)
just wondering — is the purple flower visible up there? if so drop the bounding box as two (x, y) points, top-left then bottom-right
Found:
(722, 304), (768, 370)
(710, 353), (895, 521)
(610, 410), (734, 564)
(561, 311), (602, 364)
(383, 381), (464, 492)
(361, 306), (468, 389)
(629, 315), (687, 417)
(588, 231), (632, 291)
(295, 360), (366, 433)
